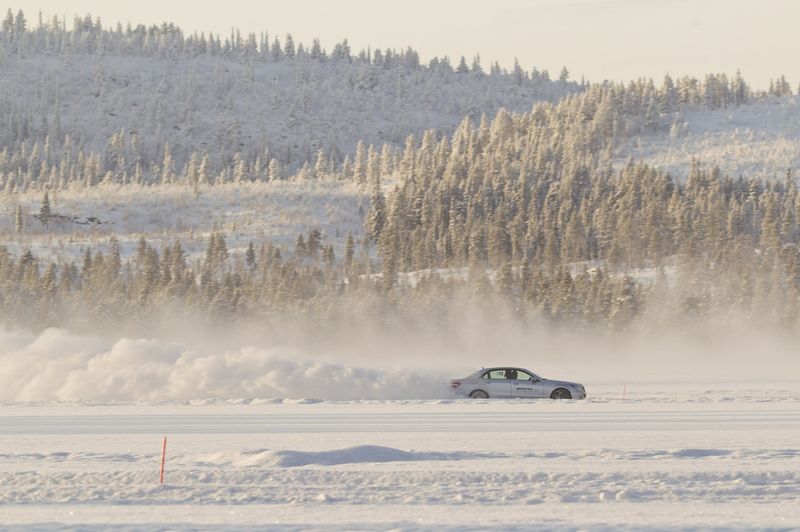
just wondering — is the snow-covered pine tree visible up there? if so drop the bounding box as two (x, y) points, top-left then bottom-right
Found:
(15, 205), (24, 233)
(38, 190), (51, 224)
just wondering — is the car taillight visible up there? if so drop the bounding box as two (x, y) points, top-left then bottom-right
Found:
(450, 380), (461, 389)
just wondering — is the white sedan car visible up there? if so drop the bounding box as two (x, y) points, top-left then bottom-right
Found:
(450, 367), (586, 399)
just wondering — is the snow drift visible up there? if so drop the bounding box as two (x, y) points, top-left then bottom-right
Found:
(0, 328), (448, 402)
(192, 445), (497, 468)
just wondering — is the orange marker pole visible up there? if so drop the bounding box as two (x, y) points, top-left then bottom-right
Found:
(160, 436), (167, 485)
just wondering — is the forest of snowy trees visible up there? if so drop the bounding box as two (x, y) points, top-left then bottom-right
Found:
(1, 9), (796, 193)
(0, 8), (582, 190)
(2, 11), (800, 339)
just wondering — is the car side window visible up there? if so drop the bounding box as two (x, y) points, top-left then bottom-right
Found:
(483, 370), (507, 380)
(516, 371), (534, 381)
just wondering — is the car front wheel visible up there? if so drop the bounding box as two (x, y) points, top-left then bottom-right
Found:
(469, 390), (489, 399)
(550, 388), (572, 400)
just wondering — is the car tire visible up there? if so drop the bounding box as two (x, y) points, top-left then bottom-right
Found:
(550, 388), (572, 400)
(469, 390), (489, 399)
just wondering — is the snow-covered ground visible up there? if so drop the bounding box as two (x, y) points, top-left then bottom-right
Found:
(2, 180), (366, 261)
(1, 385), (799, 530)
(617, 96), (800, 180)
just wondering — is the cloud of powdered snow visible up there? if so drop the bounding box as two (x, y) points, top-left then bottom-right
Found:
(3, 301), (800, 403)
(0, 328), (450, 402)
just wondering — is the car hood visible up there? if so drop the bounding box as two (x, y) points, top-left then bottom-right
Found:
(542, 378), (582, 388)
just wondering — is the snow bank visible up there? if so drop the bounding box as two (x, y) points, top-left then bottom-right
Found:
(197, 445), (493, 468)
(0, 328), (448, 402)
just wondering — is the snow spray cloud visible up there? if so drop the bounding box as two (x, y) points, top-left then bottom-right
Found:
(0, 328), (450, 402)
(2, 287), (799, 402)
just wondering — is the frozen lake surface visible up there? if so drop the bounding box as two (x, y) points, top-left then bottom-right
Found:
(1, 384), (799, 530)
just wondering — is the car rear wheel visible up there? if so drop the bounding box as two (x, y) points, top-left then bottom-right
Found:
(550, 388), (572, 400)
(469, 390), (489, 399)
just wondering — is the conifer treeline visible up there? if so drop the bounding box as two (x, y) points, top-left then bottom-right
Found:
(365, 105), (800, 275)
(4, 67), (800, 334)
(0, 9), (581, 189)
(3, 156), (800, 335)
(0, 69), (784, 193)
(2, 10), (800, 335)
(2, 9), (451, 64)
(1, 10), (793, 193)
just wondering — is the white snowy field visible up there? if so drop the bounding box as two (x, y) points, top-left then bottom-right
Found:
(1, 385), (799, 531)
(617, 96), (800, 180)
(1, 180), (367, 262)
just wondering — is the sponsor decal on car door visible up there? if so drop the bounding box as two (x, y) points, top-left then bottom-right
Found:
(512, 371), (546, 398)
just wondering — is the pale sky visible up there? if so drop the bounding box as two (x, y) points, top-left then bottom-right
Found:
(8, 0), (800, 89)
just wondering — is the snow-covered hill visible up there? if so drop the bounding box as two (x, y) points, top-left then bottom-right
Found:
(4, 96), (800, 264)
(0, 26), (579, 176)
(617, 96), (800, 179)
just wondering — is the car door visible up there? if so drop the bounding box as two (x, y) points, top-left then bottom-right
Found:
(482, 369), (512, 398)
(511, 370), (546, 398)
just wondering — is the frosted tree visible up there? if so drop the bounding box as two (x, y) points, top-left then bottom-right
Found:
(161, 145), (175, 184)
(284, 34), (296, 58)
(313, 150), (328, 179)
(306, 228), (322, 259)
(344, 233), (355, 270)
(204, 232), (229, 276)
(294, 234), (307, 258)
(232, 153), (247, 184)
(366, 145), (380, 186)
(353, 141), (367, 186)
(14, 205), (24, 234)
(246, 241), (256, 270)
(267, 158), (282, 181)
(38, 191), (51, 225)
(365, 167), (386, 242)
(310, 38), (324, 60)
(471, 55), (484, 76)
